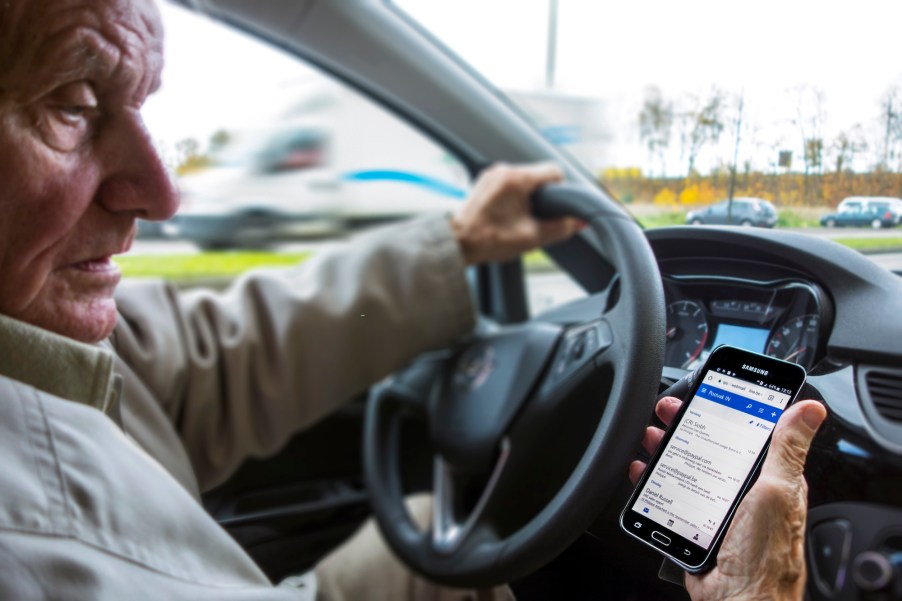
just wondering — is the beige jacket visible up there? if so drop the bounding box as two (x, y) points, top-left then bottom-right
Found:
(0, 216), (475, 599)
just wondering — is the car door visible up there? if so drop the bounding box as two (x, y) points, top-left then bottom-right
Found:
(841, 206), (862, 226)
(708, 200), (728, 224)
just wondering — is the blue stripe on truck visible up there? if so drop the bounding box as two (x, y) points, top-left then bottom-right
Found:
(340, 170), (467, 199)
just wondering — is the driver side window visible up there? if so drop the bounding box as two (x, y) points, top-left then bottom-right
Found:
(141, 3), (469, 261)
(139, 4), (587, 317)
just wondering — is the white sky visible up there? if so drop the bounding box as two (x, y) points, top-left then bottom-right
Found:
(144, 0), (902, 175)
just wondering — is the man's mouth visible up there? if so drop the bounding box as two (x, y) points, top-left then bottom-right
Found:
(70, 233), (133, 273)
(72, 256), (118, 272)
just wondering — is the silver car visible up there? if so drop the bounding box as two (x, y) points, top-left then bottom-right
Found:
(686, 197), (778, 227)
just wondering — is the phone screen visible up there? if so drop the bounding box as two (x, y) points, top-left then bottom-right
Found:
(621, 345), (806, 571)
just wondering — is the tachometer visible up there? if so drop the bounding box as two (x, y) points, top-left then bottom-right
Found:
(664, 300), (709, 369)
(765, 314), (819, 366)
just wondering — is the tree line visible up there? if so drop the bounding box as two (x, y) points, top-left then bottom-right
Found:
(626, 83), (902, 207)
(636, 84), (902, 181)
(601, 169), (902, 208)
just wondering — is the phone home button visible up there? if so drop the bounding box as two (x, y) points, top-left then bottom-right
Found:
(651, 531), (672, 546)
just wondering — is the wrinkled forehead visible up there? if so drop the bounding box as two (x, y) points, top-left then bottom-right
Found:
(0, 0), (164, 100)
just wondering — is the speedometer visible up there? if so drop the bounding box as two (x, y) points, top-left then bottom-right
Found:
(765, 314), (819, 366)
(664, 300), (709, 369)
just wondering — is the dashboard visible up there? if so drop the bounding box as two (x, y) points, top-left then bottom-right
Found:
(662, 275), (826, 372)
(529, 224), (902, 599)
(634, 227), (902, 601)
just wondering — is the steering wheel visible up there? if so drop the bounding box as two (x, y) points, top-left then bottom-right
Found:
(363, 183), (665, 587)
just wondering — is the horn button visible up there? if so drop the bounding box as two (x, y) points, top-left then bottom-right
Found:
(430, 320), (610, 472)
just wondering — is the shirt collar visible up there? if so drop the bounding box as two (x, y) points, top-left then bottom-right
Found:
(0, 313), (120, 414)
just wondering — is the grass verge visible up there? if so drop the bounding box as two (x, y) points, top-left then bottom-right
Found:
(831, 237), (902, 252)
(118, 251), (312, 282)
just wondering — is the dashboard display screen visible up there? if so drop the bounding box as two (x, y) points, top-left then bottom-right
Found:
(709, 324), (768, 355)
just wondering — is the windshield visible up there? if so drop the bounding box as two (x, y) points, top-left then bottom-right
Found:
(396, 0), (902, 230)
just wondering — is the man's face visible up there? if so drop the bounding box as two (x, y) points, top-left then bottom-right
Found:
(0, 0), (178, 343)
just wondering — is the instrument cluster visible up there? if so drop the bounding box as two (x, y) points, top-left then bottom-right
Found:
(662, 275), (827, 371)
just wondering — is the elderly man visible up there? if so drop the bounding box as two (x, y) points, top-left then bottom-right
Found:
(0, 0), (826, 599)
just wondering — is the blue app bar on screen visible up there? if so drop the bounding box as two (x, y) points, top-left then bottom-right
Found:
(695, 384), (783, 423)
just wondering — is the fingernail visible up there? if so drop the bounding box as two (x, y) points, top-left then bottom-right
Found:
(801, 404), (826, 430)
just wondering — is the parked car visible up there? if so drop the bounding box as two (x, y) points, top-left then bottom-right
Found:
(838, 195), (902, 216)
(685, 197), (778, 227)
(821, 197), (902, 228)
(821, 205), (898, 229)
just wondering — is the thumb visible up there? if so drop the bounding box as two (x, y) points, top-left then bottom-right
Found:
(760, 400), (827, 482)
(520, 161), (565, 189)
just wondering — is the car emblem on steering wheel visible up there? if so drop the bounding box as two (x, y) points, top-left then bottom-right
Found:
(453, 344), (496, 392)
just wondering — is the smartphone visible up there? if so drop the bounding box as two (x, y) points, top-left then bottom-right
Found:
(620, 344), (807, 573)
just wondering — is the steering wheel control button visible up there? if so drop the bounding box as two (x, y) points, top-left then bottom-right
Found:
(852, 551), (893, 592)
(651, 531), (671, 546)
(550, 320), (612, 385)
(809, 519), (852, 596)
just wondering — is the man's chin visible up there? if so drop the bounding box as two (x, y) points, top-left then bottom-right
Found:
(24, 298), (119, 344)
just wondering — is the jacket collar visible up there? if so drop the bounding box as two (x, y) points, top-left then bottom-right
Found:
(0, 313), (120, 415)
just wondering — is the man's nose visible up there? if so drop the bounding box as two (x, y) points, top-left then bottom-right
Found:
(95, 110), (179, 221)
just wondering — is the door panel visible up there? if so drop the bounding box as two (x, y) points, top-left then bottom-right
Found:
(203, 401), (371, 581)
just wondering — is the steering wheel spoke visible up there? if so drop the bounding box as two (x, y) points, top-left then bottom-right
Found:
(432, 438), (511, 555)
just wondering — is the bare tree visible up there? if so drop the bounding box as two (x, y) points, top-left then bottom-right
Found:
(805, 139), (824, 172)
(638, 87), (674, 178)
(792, 85), (827, 175)
(727, 94), (745, 207)
(791, 85), (827, 203)
(832, 125), (867, 174)
(878, 86), (902, 171)
(679, 89), (725, 177)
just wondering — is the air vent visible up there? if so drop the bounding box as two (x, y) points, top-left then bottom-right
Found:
(865, 371), (902, 423)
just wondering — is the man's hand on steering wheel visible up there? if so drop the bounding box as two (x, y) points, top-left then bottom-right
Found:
(449, 162), (583, 265)
(631, 396), (828, 601)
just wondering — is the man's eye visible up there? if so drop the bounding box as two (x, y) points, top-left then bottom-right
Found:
(55, 105), (91, 124)
(38, 104), (97, 152)
(48, 82), (98, 124)
(35, 82), (99, 151)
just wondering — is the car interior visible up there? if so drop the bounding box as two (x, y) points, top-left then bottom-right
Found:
(168, 1), (902, 599)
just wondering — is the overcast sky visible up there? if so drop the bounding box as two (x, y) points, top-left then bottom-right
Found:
(144, 1), (902, 174)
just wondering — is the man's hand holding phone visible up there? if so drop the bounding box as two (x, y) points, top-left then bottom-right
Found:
(631, 395), (827, 601)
